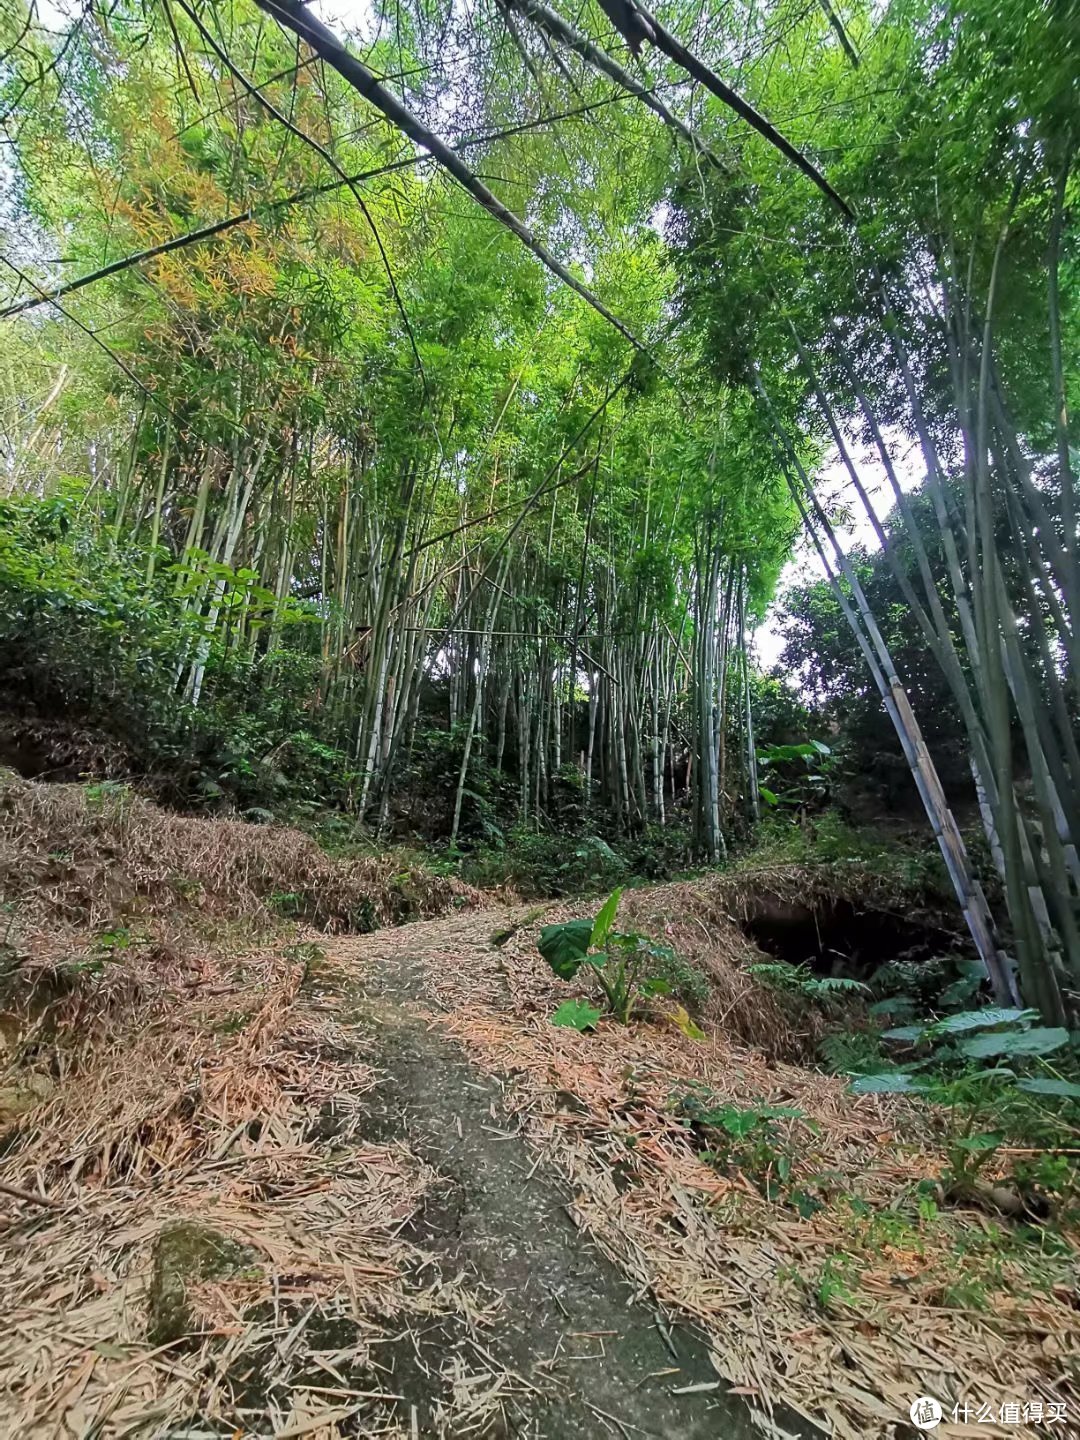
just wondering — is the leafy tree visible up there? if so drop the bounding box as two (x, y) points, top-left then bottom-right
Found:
(1, 0), (1077, 1025)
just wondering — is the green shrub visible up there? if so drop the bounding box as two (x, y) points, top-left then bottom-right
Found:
(0, 488), (354, 815)
(538, 888), (706, 1034)
(851, 1007), (1080, 1211)
(740, 811), (952, 896)
(462, 827), (628, 896)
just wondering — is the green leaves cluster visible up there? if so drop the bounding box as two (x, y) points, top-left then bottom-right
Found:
(675, 1087), (821, 1209)
(749, 959), (867, 1004)
(756, 739), (832, 812)
(858, 1009), (1075, 1091)
(539, 888), (706, 1033)
(851, 1006), (1080, 1203)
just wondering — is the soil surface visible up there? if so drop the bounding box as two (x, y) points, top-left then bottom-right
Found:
(330, 920), (824, 1440)
(4, 780), (1077, 1439)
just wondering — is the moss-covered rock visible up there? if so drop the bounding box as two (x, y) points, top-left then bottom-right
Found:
(0, 1072), (55, 1125)
(147, 1221), (258, 1345)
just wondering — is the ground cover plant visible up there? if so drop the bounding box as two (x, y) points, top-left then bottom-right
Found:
(537, 886), (706, 1034)
(852, 1006), (1080, 1217)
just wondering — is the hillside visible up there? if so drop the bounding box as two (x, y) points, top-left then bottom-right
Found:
(1, 778), (1078, 1437)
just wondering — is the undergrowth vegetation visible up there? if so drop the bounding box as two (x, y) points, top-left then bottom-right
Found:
(745, 952), (1080, 1230)
(0, 489), (355, 814)
(522, 862), (1080, 1249)
(734, 810), (959, 900)
(537, 887), (707, 1033)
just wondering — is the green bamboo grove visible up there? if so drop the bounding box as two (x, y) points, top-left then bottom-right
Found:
(1, 0), (1077, 1019)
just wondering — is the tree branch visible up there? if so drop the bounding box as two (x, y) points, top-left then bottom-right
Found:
(633, 0), (854, 220)
(254, 0), (652, 355)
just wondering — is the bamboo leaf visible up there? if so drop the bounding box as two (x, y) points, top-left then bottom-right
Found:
(1016, 1078), (1080, 1099)
(662, 1003), (705, 1041)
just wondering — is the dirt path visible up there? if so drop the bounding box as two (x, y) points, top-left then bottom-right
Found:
(4, 779), (1078, 1437)
(326, 907), (822, 1440)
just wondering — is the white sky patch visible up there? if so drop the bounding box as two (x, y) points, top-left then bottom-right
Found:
(753, 425), (924, 673)
(308, 0), (377, 41)
(28, 0), (75, 30)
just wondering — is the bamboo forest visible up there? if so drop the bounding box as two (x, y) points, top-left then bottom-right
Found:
(0, 0), (1078, 1435)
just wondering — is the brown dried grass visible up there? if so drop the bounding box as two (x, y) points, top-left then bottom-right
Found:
(494, 874), (855, 1061)
(0, 933), (506, 1437)
(0, 771), (483, 994)
(0, 770), (482, 931)
(0, 777), (517, 1437)
(329, 898), (1080, 1440)
(615, 878), (833, 1059)
(595, 861), (960, 1060)
(5, 786), (1071, 1439)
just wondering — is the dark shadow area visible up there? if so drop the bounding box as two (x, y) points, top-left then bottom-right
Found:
(740, 894), (961, 980)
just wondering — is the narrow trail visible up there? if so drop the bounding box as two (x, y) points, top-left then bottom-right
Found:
(325, 907), (819, 1439)
(8, 867), (1075, 1437)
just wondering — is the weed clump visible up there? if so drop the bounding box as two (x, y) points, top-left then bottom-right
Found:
(537, 888), (706, 1036)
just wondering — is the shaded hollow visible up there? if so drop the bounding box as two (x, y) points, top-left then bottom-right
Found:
(739, 893), (960, 981)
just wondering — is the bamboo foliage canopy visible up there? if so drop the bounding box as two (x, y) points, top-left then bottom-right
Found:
(0, 0), (1077, 1017)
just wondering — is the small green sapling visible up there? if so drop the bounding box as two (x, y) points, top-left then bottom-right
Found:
(538, 888), (704, 1036)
